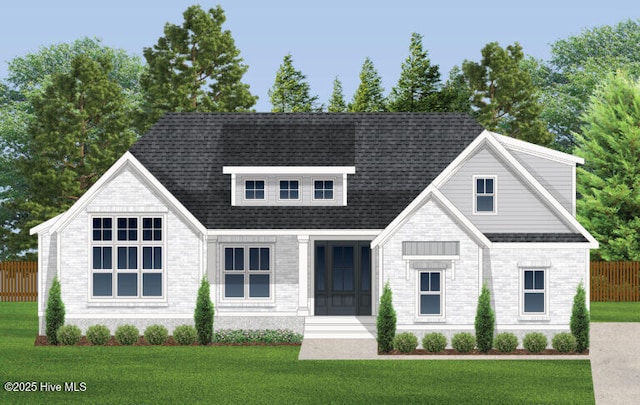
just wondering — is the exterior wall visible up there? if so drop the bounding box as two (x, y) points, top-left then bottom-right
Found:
(235, 174), (345, 206)
(37, 229), (58, 331)
(440, 146), (572, 233)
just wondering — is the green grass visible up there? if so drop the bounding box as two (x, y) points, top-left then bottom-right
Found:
(1, 303), (594, 404)
(590, 301), (640, 322)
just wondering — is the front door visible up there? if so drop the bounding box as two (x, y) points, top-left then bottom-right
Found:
(314, 241), (371, 315)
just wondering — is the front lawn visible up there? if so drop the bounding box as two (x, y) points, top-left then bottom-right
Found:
(1, 303), (594, 404)
(590, 301), (640, 322)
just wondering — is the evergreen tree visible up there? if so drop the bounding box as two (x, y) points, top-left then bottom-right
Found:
(327, 77), (347, 112)
(349, 57), (386, 112)
(140, 5), (257, 130)
(576, 71), (640, 260)
(474, 284), (495, 352)
(194, 277), (214, 345)
(438, 66), (472, 113)
(376, 282), (396, 353)
(388, 33), (441, 112)
(45, 276), (65, 345)
(268, 54), (319, 112)
(462, 42), (551, 145)
(570, 282), (590, 352)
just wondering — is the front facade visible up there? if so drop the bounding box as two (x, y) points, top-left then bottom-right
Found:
(32, 113), (597, 345)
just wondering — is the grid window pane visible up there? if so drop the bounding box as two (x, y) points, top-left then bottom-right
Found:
(93, 273), (112, 296)
(420, 272), (430, 291)
(430, 272), (440, 292)
(249, 275), (269, 297)
(225, 248), (233, 270)
(524, 270), (534, 290)
(225, 275), (244, 298)
(143, 273), (162, 297)
(117, 247), (137, 269)
(93, 218), (113, 241)
(485, 178), (494, 193)
(93, 247), (112, 270)
(477, 196), (494, 212)
(117, 273), (137, 297)
(420, 295), (441, 315)
(477, 178), (484, 194)
(524, 293), (545, 313)
(143, 247), (162, 270)
(143, 217), (162, 241)
(117, 217), (138, 241)
(534, 271), (544, 289)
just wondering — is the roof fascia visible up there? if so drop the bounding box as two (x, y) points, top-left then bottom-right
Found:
(223, 166), (356, 174)
(492, 242), (599, 249)
(30, 214), (63, 235)
(489, 131), (584, 165)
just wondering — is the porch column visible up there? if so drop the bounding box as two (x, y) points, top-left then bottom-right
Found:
(297, 235), (310, 316)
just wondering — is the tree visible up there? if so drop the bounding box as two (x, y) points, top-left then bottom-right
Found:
(268, 54), (319, 112)
(474, 284), (495, 353)
(462, 42), (552, 145)
(575, 71), (640, 260)
(438, 66), (472, 113)
(327, 77), (347, 112)
(194, 277), (214, 345)
(376, 282), (396, 353)
(570, 282), (590, 352)
(45, 276), (65, 345)
(349, 57), (386, 112)
(388, 33), (441, 112)
(141, 5), (257, 129)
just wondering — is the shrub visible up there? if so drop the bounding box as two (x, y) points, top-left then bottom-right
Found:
(213, 329), (303, 344)
(552, 332), (577, 353)
(195, 277), (214, 345)
(115, 325), (139, 345)
(393, 332), (418, 353)
(86, 325), (111, 345)
(422, 332), (447, 353)
(376, 282), (397, 353)
(494, 332), (518, 353)
(570, 282), (590, 352)
(45, 276), (65, 345)
(173, 325), (197, 345)
(523, 332), (548, 353)
(474, 283), (495, 352)
(452, 332), (475, 353)
(56, 324), (81, 345)
(144, 325), (169, 345)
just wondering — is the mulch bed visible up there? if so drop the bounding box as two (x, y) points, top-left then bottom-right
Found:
(380, 348), (589, 356)
(35, 336), (301, 347)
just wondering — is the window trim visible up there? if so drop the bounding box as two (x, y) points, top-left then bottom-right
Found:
(519, 267), (549, 318)
(473, 175), (497, 215)
(312, 178), (336, 201)
(243, 179), (266, 201)
(220, 244), (275, 303)
(415, 270), (446, 321)
(277, 178), (302, 202)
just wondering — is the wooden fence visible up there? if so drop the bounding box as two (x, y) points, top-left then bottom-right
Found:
(591, 261), (640, 302)
(0, 262), (38, 302)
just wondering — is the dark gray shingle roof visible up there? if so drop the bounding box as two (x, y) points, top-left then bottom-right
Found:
(484, 233), (589, 243)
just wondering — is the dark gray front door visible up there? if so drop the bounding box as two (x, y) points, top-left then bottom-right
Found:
(314, 241), (371, 315)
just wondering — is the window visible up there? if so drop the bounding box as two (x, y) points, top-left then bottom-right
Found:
(474, 176), (496, 213)
(314, 180), (334, 200)
(279, 180), (299, 200)
(223, 246), (271, 299)
(245, 180), (265, 200)
(523, 269), (545, 314)
(91, 216), (164, 299)
(418, 271), (442, 316)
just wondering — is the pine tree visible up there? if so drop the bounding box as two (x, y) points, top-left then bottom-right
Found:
(376, 282), (396, 353)
(327, 77), (347, 112)
(140, 5), (257, 130)
(194, 277), (214, 345)
(438, 66), (472, 113)
(576, 71), (640, 260)
(268, 54), (319, 112)
(388, 33), (441, 112)
(474, 284), (495, 352)
(349, 57), (386, 112)
(570, 282), (590, 352)
(45, 276), (65, 345)
(462, 42), (551, 145)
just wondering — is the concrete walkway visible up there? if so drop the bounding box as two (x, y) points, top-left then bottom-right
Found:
(299, 323), (640, 404)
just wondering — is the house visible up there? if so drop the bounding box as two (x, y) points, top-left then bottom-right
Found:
(31, 113), (598, 344)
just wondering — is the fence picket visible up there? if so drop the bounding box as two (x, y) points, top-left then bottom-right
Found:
(0, 262), (38, 302)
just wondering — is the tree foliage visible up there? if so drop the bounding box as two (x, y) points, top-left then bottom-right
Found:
(575, 71), (640, 260)
(268, 53), (319, 112)
(462, 42), (551, 145)
(474, 283), (495, 353)
(570, 282), (590, 352)
(141, 5), (257, 129)
(349, 57), (386, 112)
(45, 276), (65, 345)
(376, 282), (396, 353)
(327, 77), (347, 112)
(195, 277), (214, 345)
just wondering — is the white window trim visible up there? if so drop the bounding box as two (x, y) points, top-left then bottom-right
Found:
(473, 175), (497, 215)
(88, 215), (167, 303)
(276, 177), (302, 202)
(312, 177), (336, 201)
(518, 266), (550, 320)
(243, 179), (267, 201)
(220, 244), (275, 304)
(415, 270), (446, 322)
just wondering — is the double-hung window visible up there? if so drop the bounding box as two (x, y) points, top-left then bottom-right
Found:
(418, 271), (442, 316)
(91, 216), (164, 299)
(224, 246), (272, 299)
(474, 176), (496, 213)
(314, 180), (334, 200)
(523, 269), (546, 314)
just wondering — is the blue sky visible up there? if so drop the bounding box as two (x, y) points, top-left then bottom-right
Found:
(1, 0), (638, 111)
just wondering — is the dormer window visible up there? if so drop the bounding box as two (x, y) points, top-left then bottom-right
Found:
(314, 180), (334, 200)
(245, 180), (265, 200)
(279, 180), (299, 200)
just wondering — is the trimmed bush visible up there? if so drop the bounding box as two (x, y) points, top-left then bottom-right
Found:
(173, 325), (197, 345)
(552, 332), (577, 353)
(393, 332), (418, 353)
(144, 325), (169, 345)
(195, 277), (214, 345)
(376, 282), (397, 353)
(523, 332), (548, 353)
(570, 282), (590, 352)
(494, 332), (518, 353)
(115, 325), (139, 345)
(86, 325), (111, 345)
(452, 332), (475, 353)
(213, 329), (303, 344)
(56, 324), (81, 345)
(474, 283), (495, 352)
(45, 276), (65, 345)
(422, 332), (447, 353)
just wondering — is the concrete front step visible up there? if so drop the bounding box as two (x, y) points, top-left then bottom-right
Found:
(303, 316), (377, 339)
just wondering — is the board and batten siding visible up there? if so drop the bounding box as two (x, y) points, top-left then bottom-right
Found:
(234, 174), (344, 206)
(439, 146), (572, 233)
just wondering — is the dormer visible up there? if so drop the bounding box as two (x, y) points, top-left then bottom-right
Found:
(223, 166), (356, 206)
